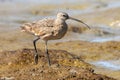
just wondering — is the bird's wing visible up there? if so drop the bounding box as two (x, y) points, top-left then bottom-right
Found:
(32, 18), (54, 28)
(21, 18), (55, 36)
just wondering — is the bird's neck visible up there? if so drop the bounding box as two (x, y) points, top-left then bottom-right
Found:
(55, 18), (66, 25)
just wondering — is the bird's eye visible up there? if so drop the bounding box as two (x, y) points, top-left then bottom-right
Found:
(62, 14), (69, 19)
(63, 15), (66, 17)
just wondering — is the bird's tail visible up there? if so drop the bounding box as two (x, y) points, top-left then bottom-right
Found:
(20, 23), (32, 32)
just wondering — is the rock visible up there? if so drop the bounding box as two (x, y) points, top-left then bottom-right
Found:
(0, 49), (116, 80)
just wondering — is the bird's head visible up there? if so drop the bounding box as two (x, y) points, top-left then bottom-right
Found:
(57, 12), (91, 29)
(57, 12), (69, 20)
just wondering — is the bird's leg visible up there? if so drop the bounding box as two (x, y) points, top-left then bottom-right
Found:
(45, 41), (51, 66)
(33, 37), (40, 64)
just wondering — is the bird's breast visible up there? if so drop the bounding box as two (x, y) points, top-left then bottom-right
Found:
(41, 22), (68, 40)
(53, 23), (68, 39)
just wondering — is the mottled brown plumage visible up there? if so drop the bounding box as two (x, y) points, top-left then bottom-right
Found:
(21, 12), (90, 66)
(21, 13), (68, 41)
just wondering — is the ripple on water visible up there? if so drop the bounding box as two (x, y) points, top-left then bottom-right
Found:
(91, 60), (120, 71)
(0, 0), (120, 43)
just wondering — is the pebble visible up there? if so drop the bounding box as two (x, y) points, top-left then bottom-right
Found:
(8, 62), (12, 66)
(31, 73), (36, 77)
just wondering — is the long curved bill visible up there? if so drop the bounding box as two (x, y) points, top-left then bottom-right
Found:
(69, 17), (91, 29)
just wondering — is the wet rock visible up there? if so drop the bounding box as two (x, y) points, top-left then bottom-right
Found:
(0, 49), (116, 80)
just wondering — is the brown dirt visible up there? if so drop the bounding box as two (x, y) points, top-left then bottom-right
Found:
(0, 48), (116, 80)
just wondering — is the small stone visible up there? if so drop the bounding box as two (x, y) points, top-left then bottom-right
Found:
(31, 68), (36, 72)
(51, 64), (60, 68)
(39, 70), (43, 73)
(69, 69), (77, 74)
(8, 62), (12, 66)
(32, 73), (36, 77)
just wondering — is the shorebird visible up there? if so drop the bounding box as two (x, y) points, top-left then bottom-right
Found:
(21, 12), (90, 66)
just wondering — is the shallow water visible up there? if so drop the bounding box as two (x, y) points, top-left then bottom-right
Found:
(91, 60), (120, 71)
(0, 0), (120, 42)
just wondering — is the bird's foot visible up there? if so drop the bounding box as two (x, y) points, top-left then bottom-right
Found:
(34, 54), (39, 64)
